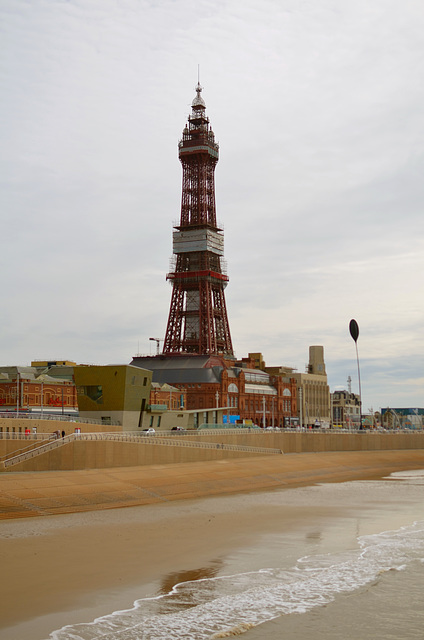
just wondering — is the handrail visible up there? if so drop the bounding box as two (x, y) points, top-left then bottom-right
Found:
(0, 438), (52, 462)
(104, 434), (283, 455)
(84, 433), (282, 454)
(71, 432), (282, 455)
(3, 434), (75, 468)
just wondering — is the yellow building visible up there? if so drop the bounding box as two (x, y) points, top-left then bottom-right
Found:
(74, 364), (152, 430)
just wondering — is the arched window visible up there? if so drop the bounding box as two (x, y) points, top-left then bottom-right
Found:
(228, 383), (238, 393)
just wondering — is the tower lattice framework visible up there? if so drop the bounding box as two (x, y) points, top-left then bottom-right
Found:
(163, 83), (233, 357)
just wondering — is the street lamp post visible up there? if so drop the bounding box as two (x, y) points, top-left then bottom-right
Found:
(298, 387), (303, 429)
(16, 373), (20, 417)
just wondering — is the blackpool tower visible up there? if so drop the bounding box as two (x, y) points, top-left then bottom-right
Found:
(162, 83), (234, 357)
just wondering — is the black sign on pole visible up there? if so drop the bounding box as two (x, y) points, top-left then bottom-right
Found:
(349, 319), (359, 343)
(349, 319), (362, 429)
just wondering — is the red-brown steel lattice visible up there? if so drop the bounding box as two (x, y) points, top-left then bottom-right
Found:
(163, 83), (233, 356)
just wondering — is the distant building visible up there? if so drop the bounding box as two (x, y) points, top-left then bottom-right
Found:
(131, 353), (298, 428)
(31, 360), (76, 369)
(331, 390), (361, 429)
(290, 347), (331, 428)
(150, 382), (185, 411)
(381, 408), (424, 430)
(0, 365), (78, 415)
(31, 360), (76, 381)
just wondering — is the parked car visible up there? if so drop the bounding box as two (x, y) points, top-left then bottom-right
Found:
(141, 428), (156, 435)
(171, 426), (185, 431)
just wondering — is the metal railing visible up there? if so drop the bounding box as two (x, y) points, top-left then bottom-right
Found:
(0, 413), (120, 426)
(0, 438), (51, 462)
(2, 434), (75, 468)
(76, 432), (283, 455)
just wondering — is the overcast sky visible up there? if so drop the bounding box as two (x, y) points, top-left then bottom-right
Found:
(1, 0), (423, 412)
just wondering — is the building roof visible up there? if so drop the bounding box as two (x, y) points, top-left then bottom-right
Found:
(130, 355), (226, 385)
(151, 382), (179, 392)
(37, 373), (69, 384)
(0, 366), (38, 380)
(0, 366), (72, 384)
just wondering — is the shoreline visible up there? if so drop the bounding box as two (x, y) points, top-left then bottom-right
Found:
(1, 450), (424, 639)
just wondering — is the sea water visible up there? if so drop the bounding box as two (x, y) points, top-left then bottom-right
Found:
(47, 471), (424, 640)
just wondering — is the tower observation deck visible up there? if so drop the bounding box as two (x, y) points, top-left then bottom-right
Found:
(163, 83), (234, 357)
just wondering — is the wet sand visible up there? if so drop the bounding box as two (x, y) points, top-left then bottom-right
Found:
(1, 450), (424, 639)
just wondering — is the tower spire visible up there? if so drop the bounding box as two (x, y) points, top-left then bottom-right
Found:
(162, 84), (233, 357)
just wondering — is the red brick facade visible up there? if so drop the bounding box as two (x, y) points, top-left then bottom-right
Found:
(149, 383), (187, 411)
(171, 366), (298, 427)
(0, 377), (77, 412)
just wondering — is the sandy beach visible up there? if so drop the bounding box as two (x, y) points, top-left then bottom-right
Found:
(1, 449), (424, 640)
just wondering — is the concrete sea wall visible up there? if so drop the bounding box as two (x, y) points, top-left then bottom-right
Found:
(193, 430), (424, 453)
(1, 424), (424, 471)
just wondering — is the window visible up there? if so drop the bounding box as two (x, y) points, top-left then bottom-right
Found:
(80, 385), (103, 404)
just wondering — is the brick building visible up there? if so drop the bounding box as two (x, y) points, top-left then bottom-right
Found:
(131, 354), (297, 427)
(332, 390), (361, 429)
(0, 366), (78, 414)
(150, 382), (186, 411)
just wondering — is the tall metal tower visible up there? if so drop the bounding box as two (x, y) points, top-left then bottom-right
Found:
(163, 83), (233, 357)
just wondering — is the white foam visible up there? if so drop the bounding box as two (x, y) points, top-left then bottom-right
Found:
(48, 520), (424, 640)
(386, 469), (424, 483)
